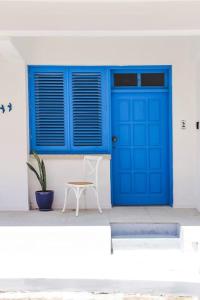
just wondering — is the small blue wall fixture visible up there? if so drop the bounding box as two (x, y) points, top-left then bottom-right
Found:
(0, 102), (12, 114)
(0, 104), (5, 114)
(7, 102), (12, 112)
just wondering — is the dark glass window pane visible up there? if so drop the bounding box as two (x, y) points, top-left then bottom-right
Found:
(114, 73), (137, 87)
(141, 73), (165, 86)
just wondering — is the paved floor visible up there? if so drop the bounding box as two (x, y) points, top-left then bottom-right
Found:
(0, 292), (195, 300)
(0, 207), (199, 226)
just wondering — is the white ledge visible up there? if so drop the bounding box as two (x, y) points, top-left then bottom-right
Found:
(30, 154), (111, 160)
(2, 30), (200, 37)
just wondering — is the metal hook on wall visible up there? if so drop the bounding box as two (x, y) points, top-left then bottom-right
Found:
(7, 102), (12, 112)
(0, 102), (13, 114)
(0, 104), (5, 114)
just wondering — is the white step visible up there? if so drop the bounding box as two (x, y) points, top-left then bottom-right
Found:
(112, 237), (181, 250)
(111, 223), (181, 251)
(111, 222), (180, 238)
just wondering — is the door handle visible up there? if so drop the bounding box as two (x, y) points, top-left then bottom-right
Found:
(112, 136), (118, 143)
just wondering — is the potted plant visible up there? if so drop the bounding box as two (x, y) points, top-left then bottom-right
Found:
(27, 152), (54, 211)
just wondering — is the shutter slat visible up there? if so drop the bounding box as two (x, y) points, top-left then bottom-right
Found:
(34, 73), (65, 147)
(72, 72), (102, 147)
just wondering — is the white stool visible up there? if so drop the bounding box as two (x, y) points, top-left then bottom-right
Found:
(62, 156), (103, 216)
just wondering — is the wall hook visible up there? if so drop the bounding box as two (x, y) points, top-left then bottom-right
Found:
(7, 102), (12, 112)
(0, 104), (5, 114)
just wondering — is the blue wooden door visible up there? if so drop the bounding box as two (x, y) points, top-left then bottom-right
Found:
(112, 91), (170, 205)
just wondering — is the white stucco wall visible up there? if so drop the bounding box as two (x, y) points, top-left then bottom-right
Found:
(0, 40), (29, 210)
(29, 156), (111, 209)
(195, 59), (200, 212)
(2, 36), (200, 210)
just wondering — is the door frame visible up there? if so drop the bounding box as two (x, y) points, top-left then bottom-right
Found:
(109, 65), (173, 207)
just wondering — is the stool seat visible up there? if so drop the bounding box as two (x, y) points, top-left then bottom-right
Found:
(67, 181), (94, 186)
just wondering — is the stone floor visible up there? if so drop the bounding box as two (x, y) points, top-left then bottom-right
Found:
(0, 207), (199, 226)
(0, 292), (195, 300)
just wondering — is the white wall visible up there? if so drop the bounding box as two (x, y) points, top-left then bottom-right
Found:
(1, 1), (200, 34)
(8, 36), (200, 210)
(195, 59), (200, 212)
(0, 40), (29, 210)
(28, 156), (111, 209)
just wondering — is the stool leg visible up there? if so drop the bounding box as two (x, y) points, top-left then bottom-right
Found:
(62, 187), (69, 213)
(75, 188), (81, 217)
(93, 187), (102, 214)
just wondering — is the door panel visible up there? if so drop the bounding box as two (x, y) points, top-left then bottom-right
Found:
(112, 91), (169, 205)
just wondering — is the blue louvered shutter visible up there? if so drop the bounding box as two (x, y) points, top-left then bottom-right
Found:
(70, 70), (108, 153)
(29, 68), (67, 153)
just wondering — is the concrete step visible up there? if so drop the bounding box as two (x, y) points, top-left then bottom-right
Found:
(111, 223), (180, 238)
(0, 291), (195, 300)
(111, 223), (181, 251)
(112, 237), (181, 250)
(111, 248), (200, 274)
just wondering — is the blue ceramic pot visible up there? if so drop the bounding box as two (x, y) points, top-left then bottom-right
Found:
(35, 190), (54, 211)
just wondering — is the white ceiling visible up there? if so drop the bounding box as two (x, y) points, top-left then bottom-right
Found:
(0, 1), (200, 36)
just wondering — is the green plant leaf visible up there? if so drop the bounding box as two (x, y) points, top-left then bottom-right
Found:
(33, 152), (43, 183)
(26, 162), (43, 190)
(27, 152), (48, 192)
(41, 160), (47, 191)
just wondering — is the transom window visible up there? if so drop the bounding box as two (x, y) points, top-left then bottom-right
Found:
(113, 71), (166, 88)
(141, 73), (165, 86)
(114, 73), (137, 87)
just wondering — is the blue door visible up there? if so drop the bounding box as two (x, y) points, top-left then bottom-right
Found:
(112, 90), (170, 205)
